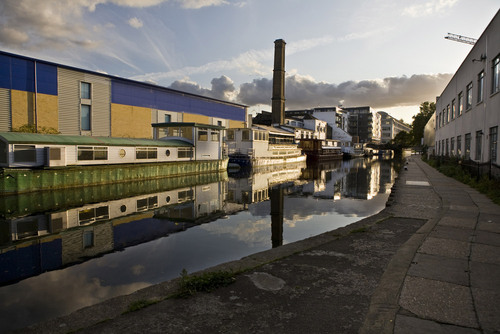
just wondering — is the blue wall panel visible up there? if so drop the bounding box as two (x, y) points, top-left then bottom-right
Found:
(112, 80), (246, 121)
(0, 54), (57, 95)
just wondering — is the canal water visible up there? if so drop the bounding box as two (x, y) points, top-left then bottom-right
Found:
(0, 157), (399, 332)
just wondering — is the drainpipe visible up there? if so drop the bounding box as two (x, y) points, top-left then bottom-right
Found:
(34, 60), (38, 133)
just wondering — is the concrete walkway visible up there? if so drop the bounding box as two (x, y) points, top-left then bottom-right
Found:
(22, 156), (500, 334)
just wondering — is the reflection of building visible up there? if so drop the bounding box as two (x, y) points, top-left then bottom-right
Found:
(226, 163), (306, 206)
(0, 180), (226, 285)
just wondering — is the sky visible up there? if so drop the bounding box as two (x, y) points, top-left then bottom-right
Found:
(0, 0), (498, 124)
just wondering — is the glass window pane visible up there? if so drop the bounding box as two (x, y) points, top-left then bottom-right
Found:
(81, 104), (91, 131)
(81, 82), (91, 99)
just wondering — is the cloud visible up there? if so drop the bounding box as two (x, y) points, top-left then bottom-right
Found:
(236, 73), (452, 110)
(403, 0), (458, 18)
(128, 17), (143, 28)
(169, 75), (236, 100)
(0, 0), (230, 50)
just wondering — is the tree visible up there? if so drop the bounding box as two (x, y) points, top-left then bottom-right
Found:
(410, 101), (435, 146)
(392, 130), (412, 148)
(12, 124), (60, 134)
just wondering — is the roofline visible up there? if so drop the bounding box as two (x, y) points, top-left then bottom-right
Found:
(0, 50), (248, 109)
(152, 122), (226, 130)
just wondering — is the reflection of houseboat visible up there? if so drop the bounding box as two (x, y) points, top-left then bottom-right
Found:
(299, 139), (343, 161)
(0, 123), (227, 194)
(0, 180), (226, 285)
(343, 143), (364, 159)
(227, 125), (306, 167)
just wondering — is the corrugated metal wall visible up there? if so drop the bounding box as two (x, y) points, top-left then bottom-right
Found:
(0, 88), (11, 131)
(58, 68), (111, 136)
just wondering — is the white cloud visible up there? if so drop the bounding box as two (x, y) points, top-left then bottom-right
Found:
(128, 17), (143, 28)
(402, 0), (459, 18)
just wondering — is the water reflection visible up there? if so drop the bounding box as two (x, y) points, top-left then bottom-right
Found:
(0, 158), (397, 332)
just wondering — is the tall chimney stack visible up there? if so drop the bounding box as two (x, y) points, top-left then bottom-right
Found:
(272, 39), (286, 125)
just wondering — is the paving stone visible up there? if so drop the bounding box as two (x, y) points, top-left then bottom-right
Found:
(394, 314), (480, 334)
(399, 276), (478, 328)
(407, 253), (468, 286)
(418, 237), (470, 259)
(472, 288), (500, 332)
(471, 244), (500, 264)
(470, 261), (500, 290)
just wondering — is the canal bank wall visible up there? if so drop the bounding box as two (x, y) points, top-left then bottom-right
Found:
(0, 159), (228, 195)
(22, 156), (500, 334)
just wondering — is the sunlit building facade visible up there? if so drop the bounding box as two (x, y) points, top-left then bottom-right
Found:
(0, 51), (247, 138)
(434, 10), (499, 166)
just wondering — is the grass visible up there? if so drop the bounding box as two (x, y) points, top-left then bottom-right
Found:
(173, 269), (236, 299)
(124, 299), (159, 314)
(350, 226), (369, 234)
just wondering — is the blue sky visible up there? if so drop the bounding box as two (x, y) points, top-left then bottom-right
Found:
(0, 0), (498, 123)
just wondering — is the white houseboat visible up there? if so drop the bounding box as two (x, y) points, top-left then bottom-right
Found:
(226, 125), (306, 167)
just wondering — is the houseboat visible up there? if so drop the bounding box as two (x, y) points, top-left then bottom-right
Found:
(0, 123), (228, 194)
(298, 139), (343, 161)
(226, 125), (306, 167)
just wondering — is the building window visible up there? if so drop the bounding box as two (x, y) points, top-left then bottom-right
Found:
(178, 147), (193, 158)
(451, 99), (456, 120)
(464, 133), (471, 160)
(136, 147), (157, 159)
(83, 230), (94, 248)
(81, 82), (91, 99)
(451, 137), (455, 155)
(477, 71), (484, 103)
(457, 135), (462, 156)
(458, 92), (463, 116)
(13, 145), (37, 163)
(446, 105), (450, 123)
(490, 126), (498, 162)
(77, 146), (108, 161)
(81, 104), (91, 131)
(446, 138), (449, 156)
(466, 82), (473, 110)
(493, 55), (500, 94)
(164, 114), (171, 123)
(198, 128), (208, 141)
(475, 131), (482, 161)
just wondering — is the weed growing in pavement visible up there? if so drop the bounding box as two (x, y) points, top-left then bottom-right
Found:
(174, 269), (236, 298)
(124, 299), (159, 314)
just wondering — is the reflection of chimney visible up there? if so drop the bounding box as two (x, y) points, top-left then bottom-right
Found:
(272, 39), (286, 125)
(270, 186), (284, 248)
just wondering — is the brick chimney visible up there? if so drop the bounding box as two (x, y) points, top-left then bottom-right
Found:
(272, 39), (286, 125)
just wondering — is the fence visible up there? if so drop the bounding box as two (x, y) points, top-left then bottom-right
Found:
(433, 156), (500, 180)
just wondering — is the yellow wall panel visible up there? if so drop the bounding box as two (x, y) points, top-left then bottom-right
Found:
(11, 90), (34, 129)
(229, 120), (246, 128)
(111, 104), (152, 138)
(37, 94), (59, 130)
(183, 113), (210, 124)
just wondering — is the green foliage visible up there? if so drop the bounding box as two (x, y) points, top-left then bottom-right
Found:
(391, 130), (413, 148)
(410, 101), (435, 146)
(425, 158), (500, 205)
(12, 124), (60, 134)
(350, 226), (368, 234)
(124, 299), (159, 314)
(175, 269), (236, 298)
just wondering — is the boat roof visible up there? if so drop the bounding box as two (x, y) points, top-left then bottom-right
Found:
(0, 132), (193, 147)
(252, 125), (295, 137)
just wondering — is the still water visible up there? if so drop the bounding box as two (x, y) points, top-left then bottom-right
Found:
(0, 158), (398, 332)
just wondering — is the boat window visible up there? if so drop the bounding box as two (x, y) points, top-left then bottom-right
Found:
(198, 128), (208, 141)
(13, 145), (36, 163)
(136, 147), (157, 159)
(211, 130), (220, 141)
(178, 147), (193, 158)
(242, 130), (250, 141)
(78, 146), (108, 161)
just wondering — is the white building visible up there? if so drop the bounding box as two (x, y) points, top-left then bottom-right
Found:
(434, 10), (499, 167)
(378, 111), (412, 143)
